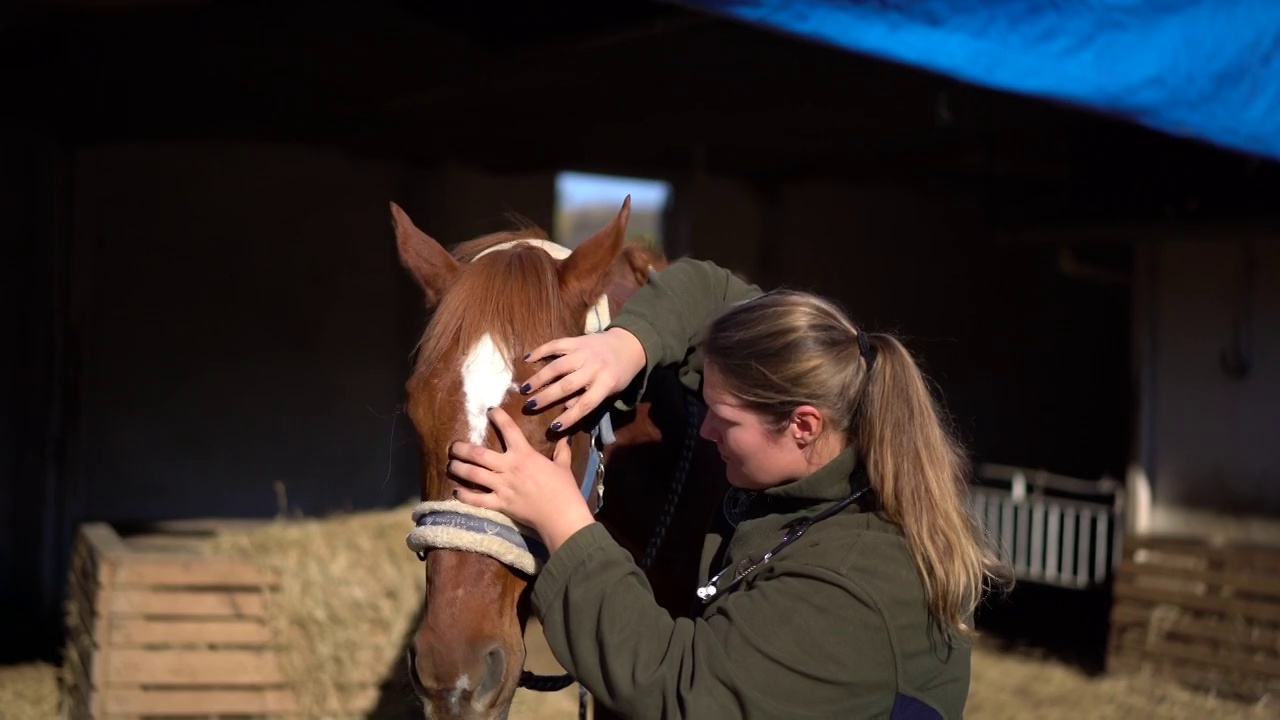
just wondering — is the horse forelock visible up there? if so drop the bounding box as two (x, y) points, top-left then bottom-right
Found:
(414, 247), (567, 378)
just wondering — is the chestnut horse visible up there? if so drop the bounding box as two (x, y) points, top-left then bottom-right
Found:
(391, 198), (727, 720)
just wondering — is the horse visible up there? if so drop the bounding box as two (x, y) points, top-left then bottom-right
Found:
(390, 197), (727, 720)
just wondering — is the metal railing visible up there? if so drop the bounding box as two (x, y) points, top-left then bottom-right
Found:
(972, 463), (1125, 590)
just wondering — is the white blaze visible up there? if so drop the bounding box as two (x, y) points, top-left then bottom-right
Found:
(460, 333), (514, 445)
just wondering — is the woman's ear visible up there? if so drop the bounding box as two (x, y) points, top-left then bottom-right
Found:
(790, 405), (826, 448)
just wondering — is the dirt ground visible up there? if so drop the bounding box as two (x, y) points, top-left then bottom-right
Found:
(514, 623), (1277, 720)
(3, 643), (1275, 720)
(8, 628), (1271, 720)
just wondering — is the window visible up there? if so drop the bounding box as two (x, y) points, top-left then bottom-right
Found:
(554, 171), (673, 251)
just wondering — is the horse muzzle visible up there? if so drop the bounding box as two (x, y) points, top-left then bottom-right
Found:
(409, 640), (516, 720)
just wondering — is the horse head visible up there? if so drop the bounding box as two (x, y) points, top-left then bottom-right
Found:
(391, 197), (654, 719)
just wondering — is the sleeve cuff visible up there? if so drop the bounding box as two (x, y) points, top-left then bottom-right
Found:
(605, 317), (666, 411)
(531, 522), (622, 617)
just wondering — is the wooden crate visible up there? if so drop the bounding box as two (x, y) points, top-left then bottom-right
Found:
(62, 521), (298, 719)
(1107, 533), (1280, 700)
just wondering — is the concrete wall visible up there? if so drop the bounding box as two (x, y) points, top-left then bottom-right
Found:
(1138, 236), (1280, 539)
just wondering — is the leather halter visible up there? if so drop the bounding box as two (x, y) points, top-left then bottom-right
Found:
(405, 238), (616, 575)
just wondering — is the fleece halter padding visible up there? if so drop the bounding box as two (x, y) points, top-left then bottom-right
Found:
(406, 500), (547, 576)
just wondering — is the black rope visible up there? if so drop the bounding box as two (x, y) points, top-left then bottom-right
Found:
(641, 393), (702, 571)
(519, 670), (576, 692)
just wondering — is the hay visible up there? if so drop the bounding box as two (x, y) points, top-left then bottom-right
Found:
(0, 662), (60, 720)
(204, 503), (426, 719)
(968, 643), (1273, 720)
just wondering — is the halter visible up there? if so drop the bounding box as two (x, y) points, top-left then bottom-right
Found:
(405, 238), (616, 575)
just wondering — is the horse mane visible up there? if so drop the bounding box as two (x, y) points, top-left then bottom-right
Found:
(412, 222), (568, 382)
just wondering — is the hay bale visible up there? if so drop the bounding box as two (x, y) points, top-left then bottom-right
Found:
(204, 504), (425, 718)
(0, 662), (60, 720)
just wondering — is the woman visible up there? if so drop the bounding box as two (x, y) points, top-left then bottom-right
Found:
(448, 258), (1009, 719)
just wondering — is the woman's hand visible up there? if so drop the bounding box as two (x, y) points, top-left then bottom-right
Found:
(521, 327), (647, 432)
(450, 407), (596, 553)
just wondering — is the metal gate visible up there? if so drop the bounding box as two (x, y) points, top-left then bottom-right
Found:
(972, 463), (1125, 589)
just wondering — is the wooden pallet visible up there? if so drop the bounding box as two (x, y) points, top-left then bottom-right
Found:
(62, 521), (300, 719)
(1107, 533), (1280, 701)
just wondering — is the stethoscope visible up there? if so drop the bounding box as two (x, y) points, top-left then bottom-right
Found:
(695, 486), (872, 603)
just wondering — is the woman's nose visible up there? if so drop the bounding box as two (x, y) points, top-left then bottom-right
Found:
(698, 414), (717, 442)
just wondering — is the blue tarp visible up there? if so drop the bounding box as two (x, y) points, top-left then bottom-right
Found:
(678, 0), (1280, 162)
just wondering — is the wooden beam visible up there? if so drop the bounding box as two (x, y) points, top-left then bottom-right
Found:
(380, 13), (717, 113)
(36, 0), (215, 8)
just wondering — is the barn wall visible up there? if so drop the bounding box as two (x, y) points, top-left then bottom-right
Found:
(691, 178), (1133, 480)
(55, 140), (1139, 549)
(66, 145), (502, 523)
(0, 130), (70, 658)
(0, 142), (577, 642)
(681, 174), (765, 279)
(1141, 236), (1280, 539)
(396, 161), (556, 246)
(16, 138), (1143, 639)
(69, 147), (560, 525)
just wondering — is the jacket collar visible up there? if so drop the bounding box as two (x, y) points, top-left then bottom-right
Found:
(759, 445), (867, 505)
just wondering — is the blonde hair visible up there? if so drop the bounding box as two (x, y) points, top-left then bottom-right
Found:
(701, 290), (1012, 638)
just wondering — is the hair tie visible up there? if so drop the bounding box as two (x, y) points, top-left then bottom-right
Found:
(856, 327), (876, 368)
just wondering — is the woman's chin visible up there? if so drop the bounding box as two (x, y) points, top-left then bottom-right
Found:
(725, 466), (766, 491)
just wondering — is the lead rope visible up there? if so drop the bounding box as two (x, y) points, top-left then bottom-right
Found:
(520, 393), (703, 720)
(641, 393), (703, 570)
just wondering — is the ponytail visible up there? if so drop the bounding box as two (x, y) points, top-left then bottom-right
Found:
(855, 334), (1012, 638)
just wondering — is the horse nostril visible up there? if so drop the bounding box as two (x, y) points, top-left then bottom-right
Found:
(476, 646), (506, 701)
(406, 645), (428, 695)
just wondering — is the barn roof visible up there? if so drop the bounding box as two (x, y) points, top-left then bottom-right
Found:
(676, 0), (1280, 162)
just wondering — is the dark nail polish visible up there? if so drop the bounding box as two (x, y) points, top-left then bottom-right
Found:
(452, 489), (459, 498)
(566, 437), (573, 447)
(523, 353), (531, 360)
(523, 398), (537, 411)
(550, 421), (562, 432)
(520, 383), (531, 394)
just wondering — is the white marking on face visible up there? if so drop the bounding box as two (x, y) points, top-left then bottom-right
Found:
(446, 675), (471, 715)
(460, 333), (513, 445)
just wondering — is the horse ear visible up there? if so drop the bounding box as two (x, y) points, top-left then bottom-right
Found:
(620, 243), (660, 286)
(559, 196), (629, 306)
(391, 201), (459, 307)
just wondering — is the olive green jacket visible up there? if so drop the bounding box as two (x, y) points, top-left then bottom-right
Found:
(531, 259), (970, 719)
